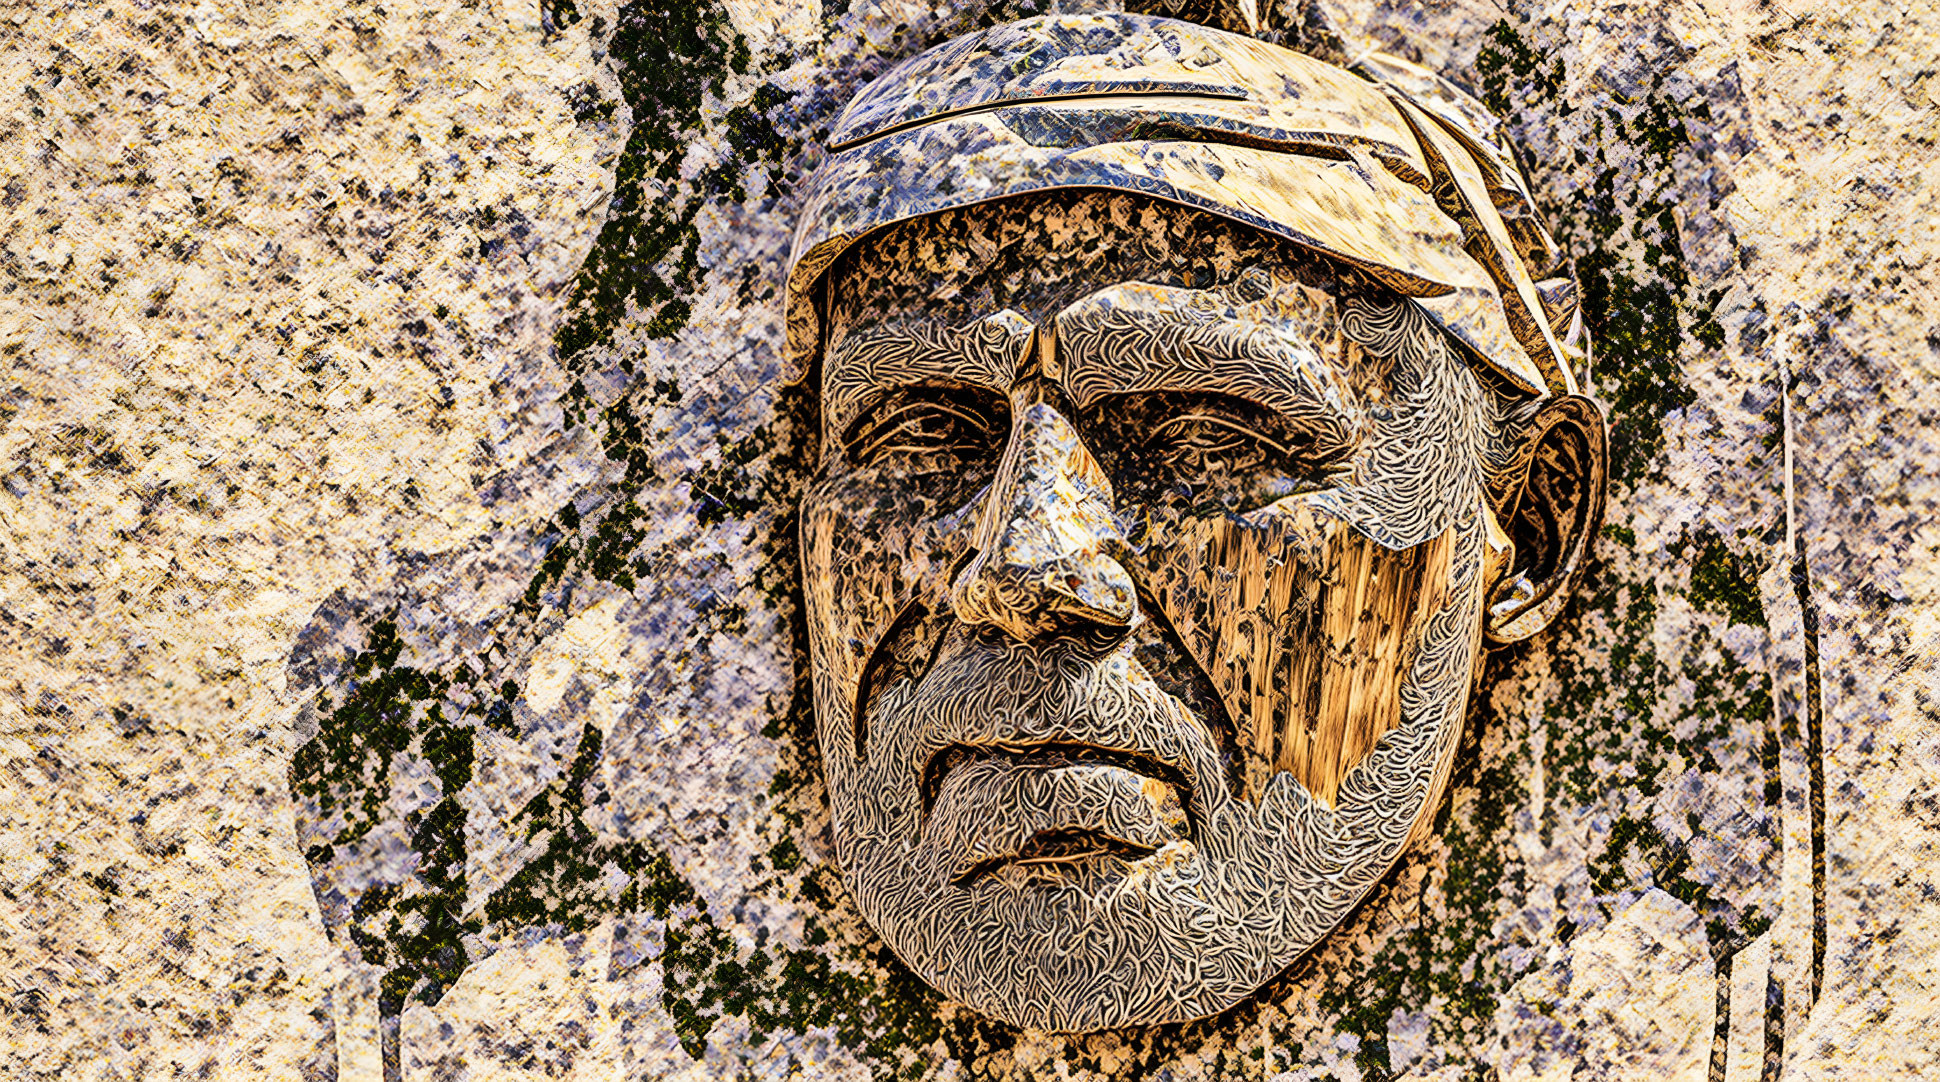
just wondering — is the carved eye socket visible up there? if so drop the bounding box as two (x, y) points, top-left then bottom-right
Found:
(1097, 393), (1347, 509)
(1142, 412), (1286, 474)
(843, 387), (1009, 472)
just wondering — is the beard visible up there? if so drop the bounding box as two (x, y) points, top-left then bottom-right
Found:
(818, 521), (1484, 1030)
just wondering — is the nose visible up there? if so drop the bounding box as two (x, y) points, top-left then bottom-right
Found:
(950, 398), (1139, 641)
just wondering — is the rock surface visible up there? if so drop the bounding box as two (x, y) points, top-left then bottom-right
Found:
(2, 0), (1933, 1078)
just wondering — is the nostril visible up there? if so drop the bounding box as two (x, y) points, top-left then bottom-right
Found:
(950, 547), (982, 580)
(1039, 611), (1136, 654)
(970, 622), (1014, 648)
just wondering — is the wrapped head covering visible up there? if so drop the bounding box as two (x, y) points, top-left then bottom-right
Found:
(785, 13), (1586, 397)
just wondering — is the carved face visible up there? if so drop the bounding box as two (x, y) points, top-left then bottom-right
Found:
(799, 192), (1591, 1030)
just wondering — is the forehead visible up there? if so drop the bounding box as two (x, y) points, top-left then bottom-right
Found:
(816, 192), (1396, 446)
(825, 191), (1350, 330)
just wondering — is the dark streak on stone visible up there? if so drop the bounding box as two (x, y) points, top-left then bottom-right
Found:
(1789, 530), (1826, 1005)
(1708, 947), (1731, 1082)
(1761, 966), (1785, 1082)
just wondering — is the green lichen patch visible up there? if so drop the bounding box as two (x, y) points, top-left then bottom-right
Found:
(552, 0), (751, 366)
(541, 0), (582, 41)
(289, 619), (485, 1017)
(1479, 18), (1720, 486)
(1685, 534), (1768, 629)
(1589, 814), (1772, 963)
(483, 723), (630, 934)
(291, 620), (449, 861)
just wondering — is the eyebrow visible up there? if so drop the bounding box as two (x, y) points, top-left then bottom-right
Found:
(821, 310), (1036, 442)
(1051, 281), (1362, 433)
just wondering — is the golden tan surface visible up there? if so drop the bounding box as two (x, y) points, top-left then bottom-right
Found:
(3, 0), (1935, 1077)
(1, 0), (614, 1072)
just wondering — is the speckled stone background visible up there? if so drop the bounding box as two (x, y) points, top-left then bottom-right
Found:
(2, 0), (1934, 1079)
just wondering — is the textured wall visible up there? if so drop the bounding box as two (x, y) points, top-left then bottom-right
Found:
(2, 0), (1934, 1079)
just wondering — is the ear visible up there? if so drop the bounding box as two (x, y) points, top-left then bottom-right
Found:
(1484, 395), (1609, 645)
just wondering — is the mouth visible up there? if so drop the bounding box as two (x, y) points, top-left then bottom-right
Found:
(952, 827), (1163, 885)
(921, 741), (1197, 816)
(921, 745), (1195, 886)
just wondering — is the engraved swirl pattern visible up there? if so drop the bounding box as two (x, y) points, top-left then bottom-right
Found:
(798, 192), (1515, 1029)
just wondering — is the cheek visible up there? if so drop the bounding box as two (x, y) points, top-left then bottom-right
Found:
(1131, 499), (1459, 806)
(800, 473), (977, 746)
(1131, 503), (1323, 758)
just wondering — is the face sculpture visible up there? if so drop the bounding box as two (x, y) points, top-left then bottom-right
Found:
(787, 15), (1608, 1030)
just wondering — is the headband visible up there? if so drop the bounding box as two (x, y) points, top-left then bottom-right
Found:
(785, 13), (1586, 397)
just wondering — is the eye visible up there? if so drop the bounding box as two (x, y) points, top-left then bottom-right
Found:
(1092, 393), (1350, 509)
(843, 388), (1007, 471)
(1142, 412), (1289, 474)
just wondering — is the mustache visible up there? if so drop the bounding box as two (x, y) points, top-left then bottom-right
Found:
(927, 750), (1192, 886)
(920, 741), (1195, 822)
(856, 601), (1248, 823)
